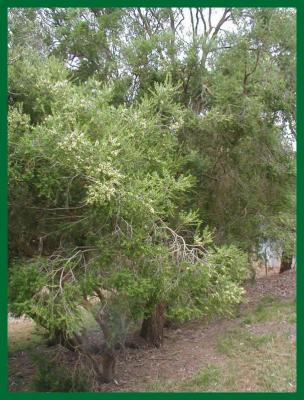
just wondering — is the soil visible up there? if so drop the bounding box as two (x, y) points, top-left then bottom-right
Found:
(8, 269), (296, 392)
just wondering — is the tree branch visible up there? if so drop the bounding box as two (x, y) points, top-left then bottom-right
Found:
(199, 9), (207, 35)
(211, 8), (231, 39)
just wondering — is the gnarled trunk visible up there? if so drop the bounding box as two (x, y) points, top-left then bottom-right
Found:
(75, 331), (116, 383)
(93, 309), (117, 382)
(100, 347), (116, 383)
(140, 302), (166, 348)
(47, 328), (79, 351)
(280, 251), (293, 274)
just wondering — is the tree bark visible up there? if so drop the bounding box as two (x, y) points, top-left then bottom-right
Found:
(279, 251), (293, 274)
(74, 331), (116, 383)
(99, 347), (116, 383)
(46, 328), (80, 351)
(48, 326), (116, 383)
(140, 302), (166, 348)
(248, 246), (257, 284)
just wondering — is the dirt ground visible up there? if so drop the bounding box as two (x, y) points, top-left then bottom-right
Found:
(8, 269), (296, 392)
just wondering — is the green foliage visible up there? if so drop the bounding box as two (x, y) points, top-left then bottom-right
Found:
(166, 245), (248, 323)
(9, 257), (84, 336)
(9, 61), (202, 338)
(9, 261), (47, 317)
(31, 354), (91, 392)
(8, 7), (295, 349)
(9, 52), (69, 123)
(208, 245), (249, 284)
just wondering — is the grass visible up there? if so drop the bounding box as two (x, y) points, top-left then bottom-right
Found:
(177, 364), (220, 391)
(148, 328), (295, 392)
(216, 329), (275, 356)
(8, 319), (45, 354)
(149, 364), (221, 392)
(9, 295), (296, 392)
(148, 295), (296, 392)
(8, 307), (99, 355)
(242, 295), (295, 325)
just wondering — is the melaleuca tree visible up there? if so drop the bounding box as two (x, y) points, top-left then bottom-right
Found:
(8, 8), (237, 105)
(178, 8), (295, 260)
(8, 8), (295, 383)
(9, 54), (249, 381)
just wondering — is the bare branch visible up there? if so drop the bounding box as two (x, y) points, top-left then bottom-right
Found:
(26, 203), (87, 211)
(208, 8), (212, 33)
(195, 8), (199, 35)
(175, 8), (185, 31)
(198, 9), (207, 35)
(211, 8), (231, 39)
(137, 8), (153, 38)
(189, 8), (195, 39)
(243, 47), (261, 94)
(157, 220), (209, 264)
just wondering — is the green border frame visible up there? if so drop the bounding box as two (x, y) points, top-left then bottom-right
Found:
(0, 1), (302, 398)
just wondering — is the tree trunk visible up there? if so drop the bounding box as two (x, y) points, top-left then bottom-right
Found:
(248, 246), (257, 284)
(279, 251), (293, 274)
(78, 342), (115, 383)
(140, 302), (166, 348)
(91, 309), (117, 382)
(47, 328), (79, 351)
(100, 347), (116, 383)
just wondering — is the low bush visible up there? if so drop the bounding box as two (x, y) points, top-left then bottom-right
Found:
(31, 354), (91, 392)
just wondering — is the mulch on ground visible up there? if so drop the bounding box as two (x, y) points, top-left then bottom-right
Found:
(8, 269), (296, 392)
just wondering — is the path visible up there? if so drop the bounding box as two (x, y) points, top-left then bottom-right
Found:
(8, 270), (296, 392)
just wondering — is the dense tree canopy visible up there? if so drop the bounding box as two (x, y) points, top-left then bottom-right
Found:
(8, 7), (295, 382)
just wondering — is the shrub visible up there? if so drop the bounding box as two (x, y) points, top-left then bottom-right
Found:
(166, 244), (249, 323)
(31, 354), (91, 392)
